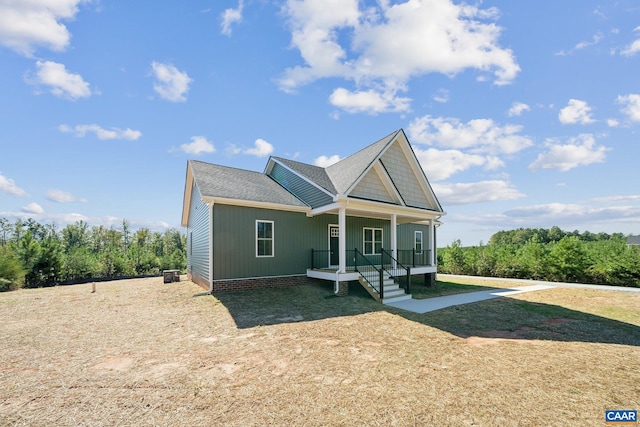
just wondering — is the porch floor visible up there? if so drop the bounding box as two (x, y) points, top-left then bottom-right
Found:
(308, 265), (436, 274)
(307, 265), (437, 283)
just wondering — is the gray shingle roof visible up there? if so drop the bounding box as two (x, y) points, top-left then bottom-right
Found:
(189, 160), (307, 207)
(627, 235), (640, 245)
(271, 157), (337, 194)
(326, 130), (400, 194)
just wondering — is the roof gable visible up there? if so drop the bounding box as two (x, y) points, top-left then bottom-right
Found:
(326, 130), (400, 194)
(350, 162), (402, 205)
(379, 140), (433, 209)
(325, 129), (442, 212)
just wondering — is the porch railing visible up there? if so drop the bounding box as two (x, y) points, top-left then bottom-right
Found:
(381, 248), (411, 294)
(397, 249), (432, 267)
(310, 249), (357, 270)
(310, 248), (432, 270)
(354, 248), (384, 300)
(310, 249), (330, 270)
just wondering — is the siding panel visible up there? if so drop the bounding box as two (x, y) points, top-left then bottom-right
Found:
(381, 143), (431, 209)
(213, 204), (336, 280)
(269, 162), (333, 208)
(186, 183), (210, 284)
(397, 223), (430, 250)
(350, 169), (396, 203)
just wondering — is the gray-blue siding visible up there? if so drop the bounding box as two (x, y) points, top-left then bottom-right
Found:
(268, 162), (333, 208)
(186, 183), (210, 284)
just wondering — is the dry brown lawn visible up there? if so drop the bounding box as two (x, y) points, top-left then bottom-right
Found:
(1, 277), (638, 426)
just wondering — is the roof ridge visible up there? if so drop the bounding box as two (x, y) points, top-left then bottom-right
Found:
(325, 129), (402, 194)
(189, 159), (264, 175)
(327, 129), (401, 171)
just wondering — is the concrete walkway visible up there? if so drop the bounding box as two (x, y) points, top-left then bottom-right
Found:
(385, 284), (556, 314)
(385, 274), (640, 314)
(440, 274), (640, 294)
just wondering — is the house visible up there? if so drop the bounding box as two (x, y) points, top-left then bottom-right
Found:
(627, 235), (640, 246)
(181, 129), (445, 304)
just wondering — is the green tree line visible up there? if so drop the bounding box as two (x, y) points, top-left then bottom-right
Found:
(437, 226), (640, 287)
(0, 218), (186, 292)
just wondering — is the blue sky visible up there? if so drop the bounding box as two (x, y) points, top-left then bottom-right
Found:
(1, 0), (639, 246)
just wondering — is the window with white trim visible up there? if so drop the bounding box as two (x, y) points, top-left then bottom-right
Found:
(363, 227), (383, 255)
(415, 231), (423, 254)
(256, 220), (274, 257)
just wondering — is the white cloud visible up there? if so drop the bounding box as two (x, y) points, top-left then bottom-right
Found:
(244, 139), (274, 157)
(0, 211), (172, 232)
(0, 0), (87, 56)
(221, 0), (243, 36)
(328, 87), (411, 114)
(529, 134), (609, 172)
(46, 189), (86, 203)
(433, 89), (450, 104)
(21, 202), (44, 215)
(27, 60), (91, 100)
(151, 62), (192, 102)
(606, 118), (619, 127)
(408, 115), (533, 155)
(0, 173), (27, 197)
(433, 180), (525, 205)
(621, 26), (640, 56)
(413, 147), (501, 181)
(621, 39), (640, 56)
(278, 0), (359, 92)
(617, 94), (640, 122)
(280, 0), (519, 112)
(59, 124), (141, 140)
(314, 155), (341, 167)
(225, 143), (242, 156)
(507, 102), (530, 117)
(574, 32), (603, 50)
(503, 203), (640, 226)
(453, 196), (640, 235)
(591, 195), (640, 203)
(555, 32), (603, 56)
(558, 99), (594, 124)
(180, 136), (215, 155)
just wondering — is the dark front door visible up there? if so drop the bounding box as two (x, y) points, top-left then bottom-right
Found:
(329, 226), (339, 266)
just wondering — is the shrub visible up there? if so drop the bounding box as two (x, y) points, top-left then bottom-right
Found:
(0, 247), (24, 291)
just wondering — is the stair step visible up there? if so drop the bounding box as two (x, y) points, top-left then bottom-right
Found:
(358, 272), (411, 304)
(382, 294), (412, 304)
(383, 289), (406, 298)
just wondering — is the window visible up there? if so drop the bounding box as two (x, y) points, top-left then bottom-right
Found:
(256, 220), (274, 257)
(415, 231), (423, 254)
(364, 227), (383, 255)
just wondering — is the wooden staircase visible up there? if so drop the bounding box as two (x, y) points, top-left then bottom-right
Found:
(358, 271), (412, 305)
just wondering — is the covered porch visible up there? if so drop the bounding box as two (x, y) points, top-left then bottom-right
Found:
(305, 197), (439, 292)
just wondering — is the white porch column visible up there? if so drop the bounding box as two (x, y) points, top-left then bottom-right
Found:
(338, 207), (346, 273)
(429, 219), (435, 266)
(390, 214), (397, 268)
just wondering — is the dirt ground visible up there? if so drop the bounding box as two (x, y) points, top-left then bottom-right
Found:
(0, 277), (638, 426)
